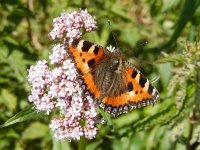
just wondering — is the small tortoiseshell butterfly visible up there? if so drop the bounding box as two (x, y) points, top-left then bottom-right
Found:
(66, 38), (159, 117)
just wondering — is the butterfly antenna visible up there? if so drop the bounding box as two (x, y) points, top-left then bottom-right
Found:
(138, 41), (148, 47)
(134, 41), (148, 52)
(108, 20), (119, 49)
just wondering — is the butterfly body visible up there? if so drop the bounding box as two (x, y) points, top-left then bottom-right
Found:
(66, 38), (159, 117)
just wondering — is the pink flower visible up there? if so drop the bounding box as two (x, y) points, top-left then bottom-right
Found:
(28, 9), (100, 140)
(49, 44), (68, 64)
(28, 60), (55, 114)
(49, 9), (97, 40)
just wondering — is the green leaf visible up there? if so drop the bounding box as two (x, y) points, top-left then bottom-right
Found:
(169, 0), (199, 44)
(0, 139), (10, 150)
(0, 89), (17, 111)
(53, 138), (71, 150)
(155, 0), (200, 51)
(113, 111), (140, 129)
(0, 106), (44, 128)
(78, 137), (87, 150)
(195, 71), (200, 111)
(156, 63), (172, 88)
(111, 138), (124, 150)
(157, 52), (185, 63)
(86, 140), (102, 150)
(97, 108), (113, 126)
(119, 27), (139, 47)
(132, 105), (176, 132)
(0, 45), (9, 63)
(22, 122), (49, 140)
(86, 24), (110, 47)
(162, 0), (181, 12)
(164, 81), (196, 125)
(7, 50), (28, 82)
(110, 3), (132, 21)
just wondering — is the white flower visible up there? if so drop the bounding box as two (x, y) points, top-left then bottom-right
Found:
(107, 45), (116, 52)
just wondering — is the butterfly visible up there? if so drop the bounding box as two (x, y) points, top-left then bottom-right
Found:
(65, 38), (159, 117)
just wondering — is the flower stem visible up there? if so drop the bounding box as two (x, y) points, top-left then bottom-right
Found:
(78, 137), (87, 150)
(186, 107), (195, 150)
(186, 70), (200, 149)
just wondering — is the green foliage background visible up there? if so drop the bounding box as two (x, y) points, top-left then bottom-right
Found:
(0, 0), (200, 150)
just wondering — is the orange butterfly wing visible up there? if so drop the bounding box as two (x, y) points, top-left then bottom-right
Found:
(66, 38), (107, 98)
(66, 38), (159, 117)
(100, 65), (159, 117)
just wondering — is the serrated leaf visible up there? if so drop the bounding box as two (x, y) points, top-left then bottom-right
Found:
(0, 106), (44, 128)
(164, 82), (196, 125)
(133, 105), (176, 132)
(167, 118), (189, 143)
(146, 126), (161, 149)
(194, 63), (200, 111)
(0, 45), (9, 63)
(157, 52), (184, 63)
(175, 81), (187, 109)
(190, 124), (200, 145)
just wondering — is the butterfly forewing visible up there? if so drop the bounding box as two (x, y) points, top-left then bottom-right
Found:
(66, 38), (108, 98)
(66, 38), (106, 74)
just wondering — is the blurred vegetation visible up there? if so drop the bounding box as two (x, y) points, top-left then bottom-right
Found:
(0, 0), (200, 150)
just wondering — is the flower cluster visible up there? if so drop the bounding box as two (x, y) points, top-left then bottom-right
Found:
(28, 60), (54, 114)
(28, 9), (99, 140)
(49, 9), (97, 40)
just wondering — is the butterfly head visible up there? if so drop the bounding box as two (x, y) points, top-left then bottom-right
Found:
(110, 58), (119, 70)
(109, 52), (123, 74)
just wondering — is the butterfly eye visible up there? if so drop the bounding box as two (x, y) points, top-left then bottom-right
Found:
(111, 59), (119, 71)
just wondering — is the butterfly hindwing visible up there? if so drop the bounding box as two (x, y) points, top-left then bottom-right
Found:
(126, 65), (159, 106)
(99, 64), (159, 117)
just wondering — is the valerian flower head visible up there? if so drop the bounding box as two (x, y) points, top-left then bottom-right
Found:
(28, 60), (55, 115)
(28, 9), (99, 140)
(49, 9), (97, 40)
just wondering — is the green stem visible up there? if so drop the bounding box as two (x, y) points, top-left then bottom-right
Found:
(195, 70), (200, 112)
(187, 69), (200, 149)
(78, 137), (87, 150)
(186, 107), (195, 150)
